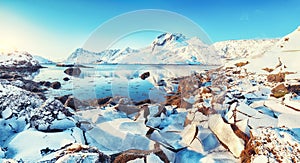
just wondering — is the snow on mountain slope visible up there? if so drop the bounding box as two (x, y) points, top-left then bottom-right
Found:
(112, 33), (220, 65)
(66, 47), (137, 64)
(66, 33), (220, 65)
(33, 55), (55, 64)
(224, 26), (300, 76)
(213, 39), (279, 60)
(0, 50), (41, 70)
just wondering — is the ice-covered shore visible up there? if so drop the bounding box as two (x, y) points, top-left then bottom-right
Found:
(1, 27), (300, 162)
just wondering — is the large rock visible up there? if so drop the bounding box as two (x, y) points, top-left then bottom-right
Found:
(64, 67), (81, 77)
(50, 81), (61, 89)
(271, 83), (289, 98)
(208, 114), (244, 157)
(140, 72), (150, 80)
(6, 128), (85, 162)
(86, 118), (154, 152)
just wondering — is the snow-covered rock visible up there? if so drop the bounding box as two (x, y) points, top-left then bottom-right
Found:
(5, 127), (85, 162)
(246, 127), (300, 162)
(39, 143), (111, 163)
(86, 118), (155, 152)
(29, 98), (76, 131)
(0, 50), (41, 70)
(208, 114), (244, 157)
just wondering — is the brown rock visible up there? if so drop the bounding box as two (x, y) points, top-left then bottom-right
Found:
(267, 72), (285, 83)
(234, 61), (249, 67)
(262, 67), (274, 73)
(271, 83), (289, 98)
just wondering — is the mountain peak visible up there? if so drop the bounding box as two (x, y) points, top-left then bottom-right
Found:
(152, 33), (187, 47)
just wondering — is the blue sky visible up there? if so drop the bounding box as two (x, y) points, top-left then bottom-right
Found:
(0, 0), (300, 61)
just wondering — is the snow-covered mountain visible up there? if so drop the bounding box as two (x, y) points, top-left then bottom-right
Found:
(213, 39), (279, 60)
(33, 55), (55, 64)
(226, 26), (300, 76)
(117, 33), (220, 65)
(66, 33), (221, 65)
(66, 47), (137, 64)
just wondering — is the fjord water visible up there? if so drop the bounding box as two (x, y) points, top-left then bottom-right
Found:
(34, 64), (216, 102)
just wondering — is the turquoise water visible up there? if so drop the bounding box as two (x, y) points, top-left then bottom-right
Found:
(34, 64), (215, 102)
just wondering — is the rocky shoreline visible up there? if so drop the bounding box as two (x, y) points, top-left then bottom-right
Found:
(1, 59), (300, 162)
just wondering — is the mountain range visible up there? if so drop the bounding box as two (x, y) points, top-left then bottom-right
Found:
(66, 33), (222, 65)
(65, 33), (279, 65)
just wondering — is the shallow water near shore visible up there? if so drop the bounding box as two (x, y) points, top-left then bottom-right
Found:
(33, 64), (218, 102)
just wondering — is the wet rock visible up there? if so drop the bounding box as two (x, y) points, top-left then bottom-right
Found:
(140, 72), (150, 80)
(56, 94), (72, 105)
(64, 67), (81, 77)
(50, 81), (61, 89)
(267, 72), (285, 83)
(271, 83), (289, 98)
(63, 77), (70, 81)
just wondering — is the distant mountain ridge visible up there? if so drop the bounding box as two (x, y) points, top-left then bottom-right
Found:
(66, 33), (281, 65)
(66, 47), (137, 64)
(213, 39), (279, 60)
(33, 55), (55, 64)
(66, 33), (221, 65)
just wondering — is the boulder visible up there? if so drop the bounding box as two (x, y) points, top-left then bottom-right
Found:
(140, 72), (150, 80)
(208, 114), (244, 157)
(63, 77), (70, 81)
(271, 83), (289, 98)
(64, 67), (81, 77)
(50, 81), (61, 89)
(6, 128), (85, 162)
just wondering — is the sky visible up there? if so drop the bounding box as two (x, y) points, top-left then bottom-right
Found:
(0, 0), (300, 61)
